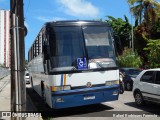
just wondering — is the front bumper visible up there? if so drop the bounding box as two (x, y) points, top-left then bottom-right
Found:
(52, 85), (119, 109)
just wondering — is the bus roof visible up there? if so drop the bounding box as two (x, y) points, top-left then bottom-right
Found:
(45, 20), (111, 27)
(28, 20), (111, 54)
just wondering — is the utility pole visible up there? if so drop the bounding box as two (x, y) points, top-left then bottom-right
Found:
(127, 3), (134, 53)
(10, 0), (26, 119)
(131, 14), (134, 53)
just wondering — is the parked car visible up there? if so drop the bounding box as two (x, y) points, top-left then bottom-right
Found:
(119, 68), (142, 91)
(133, 68), (160, 106)
(25, 71), (30, 84)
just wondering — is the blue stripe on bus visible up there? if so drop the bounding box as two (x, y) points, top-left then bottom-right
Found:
(61, 74), (63, 86)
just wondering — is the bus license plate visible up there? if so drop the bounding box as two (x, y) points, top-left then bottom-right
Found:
(84, 96), (95, 100)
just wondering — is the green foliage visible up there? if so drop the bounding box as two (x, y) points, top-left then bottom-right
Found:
(119, 0), (160, 67)
(144, 39), (160, 68)
(117, 48), (142, 68)
(105, 15), (132, 54)
(127, 0), (160, 25)
(128, 0), (160, 38)
(0, 63), (5, 67)
(134, 22), (149, 51)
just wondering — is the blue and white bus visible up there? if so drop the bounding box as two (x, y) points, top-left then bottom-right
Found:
(28, 20), (119, 109)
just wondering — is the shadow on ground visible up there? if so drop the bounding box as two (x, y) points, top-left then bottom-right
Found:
(124, 102), (160, 116)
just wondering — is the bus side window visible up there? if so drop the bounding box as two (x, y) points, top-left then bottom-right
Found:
(43, 43), (49, 60)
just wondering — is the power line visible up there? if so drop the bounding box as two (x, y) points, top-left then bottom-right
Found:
(24, 0), (31, 19)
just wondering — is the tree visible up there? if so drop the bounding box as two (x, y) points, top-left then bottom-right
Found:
(128, 0), (160, 39)
(144, 39), (160, 68)
(127, 0), (143, 24)
(106, 15), (132, 54)
(127, 0), (160, 25)
(127, 0), (160, 64)
(134, 22), (149, 50)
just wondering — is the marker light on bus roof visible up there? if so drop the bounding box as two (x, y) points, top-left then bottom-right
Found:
(77, 21), (88, 24)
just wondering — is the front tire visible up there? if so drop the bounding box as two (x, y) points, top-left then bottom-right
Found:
(119, 83), (124, 94)
(30, 77), (34, 89)
(126, 82), (132, 91)
(41, 81), (46, 102)
(134, 91), (145, 106)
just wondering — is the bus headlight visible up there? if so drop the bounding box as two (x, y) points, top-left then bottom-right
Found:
(105, 80), (119, 86)
(52, 85), (71, 91)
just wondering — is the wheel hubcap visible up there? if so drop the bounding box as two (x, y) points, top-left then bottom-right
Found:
(135, 94), (142, 104)
(127, 83), (131, 90)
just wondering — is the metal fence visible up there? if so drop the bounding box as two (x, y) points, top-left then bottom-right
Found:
(0, 67), (10, 79)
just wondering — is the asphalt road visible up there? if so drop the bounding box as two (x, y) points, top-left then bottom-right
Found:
(26, 84), (160, 120)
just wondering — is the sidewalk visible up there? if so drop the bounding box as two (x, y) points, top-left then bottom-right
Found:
(0, 75), (42, 120)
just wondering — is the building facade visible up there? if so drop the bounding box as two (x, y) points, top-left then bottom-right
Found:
(0, 10), (11, 68)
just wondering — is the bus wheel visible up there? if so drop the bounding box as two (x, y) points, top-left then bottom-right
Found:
(41, 81), (46, 102)
(30, 77), (34, 89)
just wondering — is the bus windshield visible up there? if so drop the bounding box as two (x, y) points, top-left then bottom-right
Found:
(49, 26), (116, 72)
(83, 26), (114, 59)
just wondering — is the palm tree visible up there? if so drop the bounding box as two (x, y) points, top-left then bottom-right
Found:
(127, 0), (160, 25)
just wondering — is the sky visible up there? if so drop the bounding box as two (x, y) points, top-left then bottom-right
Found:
(0, 0), (133, 59)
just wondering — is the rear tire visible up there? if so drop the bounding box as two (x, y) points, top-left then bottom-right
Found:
(134, 91), (145, 106)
